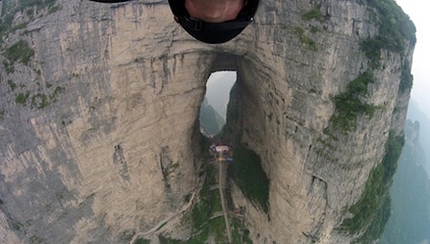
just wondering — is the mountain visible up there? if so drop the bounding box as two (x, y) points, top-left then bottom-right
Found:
(0, 0), (415, 243)
(205, 72), (236, 120)
(380, 120), (430, 244)
(407, 100), (430, 174)
(199, 98), (225, 136)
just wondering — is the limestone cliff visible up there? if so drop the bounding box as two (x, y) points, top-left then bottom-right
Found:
(0, 0), (415, 243)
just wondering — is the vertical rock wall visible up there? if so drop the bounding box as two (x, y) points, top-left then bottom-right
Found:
(0, 0), (414, 243)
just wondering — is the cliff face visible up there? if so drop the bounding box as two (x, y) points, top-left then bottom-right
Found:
(0, 0), (415, 243)
(380, 120), (430, 244)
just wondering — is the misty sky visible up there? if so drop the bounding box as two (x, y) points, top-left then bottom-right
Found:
(395, 0), (430, 118)
(206, 71), (236, 118)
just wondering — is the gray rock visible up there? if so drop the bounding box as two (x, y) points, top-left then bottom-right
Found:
(0, 0), (415, 243)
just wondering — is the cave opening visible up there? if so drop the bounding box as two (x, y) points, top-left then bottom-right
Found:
(189, 56), (270, 243)
(199, 71), (236, 137)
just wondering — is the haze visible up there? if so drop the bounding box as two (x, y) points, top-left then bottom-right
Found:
(396, 0), (430, 119)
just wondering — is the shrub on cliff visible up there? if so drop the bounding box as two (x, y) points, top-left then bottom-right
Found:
(340, 131), (404, 243)
(0, 0), (59, 39)
(232, 144), (270, 213)
(15, 92), (30, 105)
(3, 40), (34, 66)
(330, 71), (376, 132)
(359, 0), (416, 68)
(399, 61), (413, 93)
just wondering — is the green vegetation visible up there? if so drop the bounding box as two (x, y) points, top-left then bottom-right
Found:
(15, 92), (30, 105)
(359, 0), (416, 96)
(48, 5), (61, 14)
(13, 85), (64, 109)
(359, 0), (415, 67)
(293, 27), (317, 51)
(7, 80), (16, 90)
(10, 85), (64, 109)
(184, 193), (192, 202)
(226, 83), (239, 122)
(51, 86), (65, 101)
(399, 60), (413, 93)
(0, 110), (4, 121)
(156, 222), (168, 231)
(330, 71), (377, 132)
(31, 93), (49, 109)
(11, 221), (23, 231)
(158, 235), (183, 244)
(3, 39), (34, 66)
(29, 235), (45, 244)
(217, 83), (240, 143)
(380, 122), (430, 243)
(232, 144), (270, 213)
(0, 3), (15, 39)
(159, 215), (241, 244)
(178, 156), (253, 243)
(3, 60), (15, 74)
(361, 38), (384, 69)
(135, 238), (150, 244)
(191, 167), (224, 239)
(340, 132), (404, 243)
(301, 7), (324, 22)
(0, 0), (58, 39)
(179, 165), (227, 243)
(230, 218), (253, 244)
(13, 0), (57, 13)
(328, 6), (414, 240)
(219, 83), (270, 213)
(199, 134), (211, 162)
(118, 230), (135, 242)
(310, 26), (319, 33)
(200, 98), (225, 136)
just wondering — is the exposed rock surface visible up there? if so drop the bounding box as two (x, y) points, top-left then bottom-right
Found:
(0, 0), (414, 243)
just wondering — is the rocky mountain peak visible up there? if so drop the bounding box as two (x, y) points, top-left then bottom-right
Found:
(0, 0), (415, 243)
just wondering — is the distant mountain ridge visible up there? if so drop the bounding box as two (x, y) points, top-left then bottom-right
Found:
(205, 72), (236, 120)
(382, 98), (430, 244)
(199, 98), (225, 136)
(380, 119), (430, 243)
(407, 100), (430, 174)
